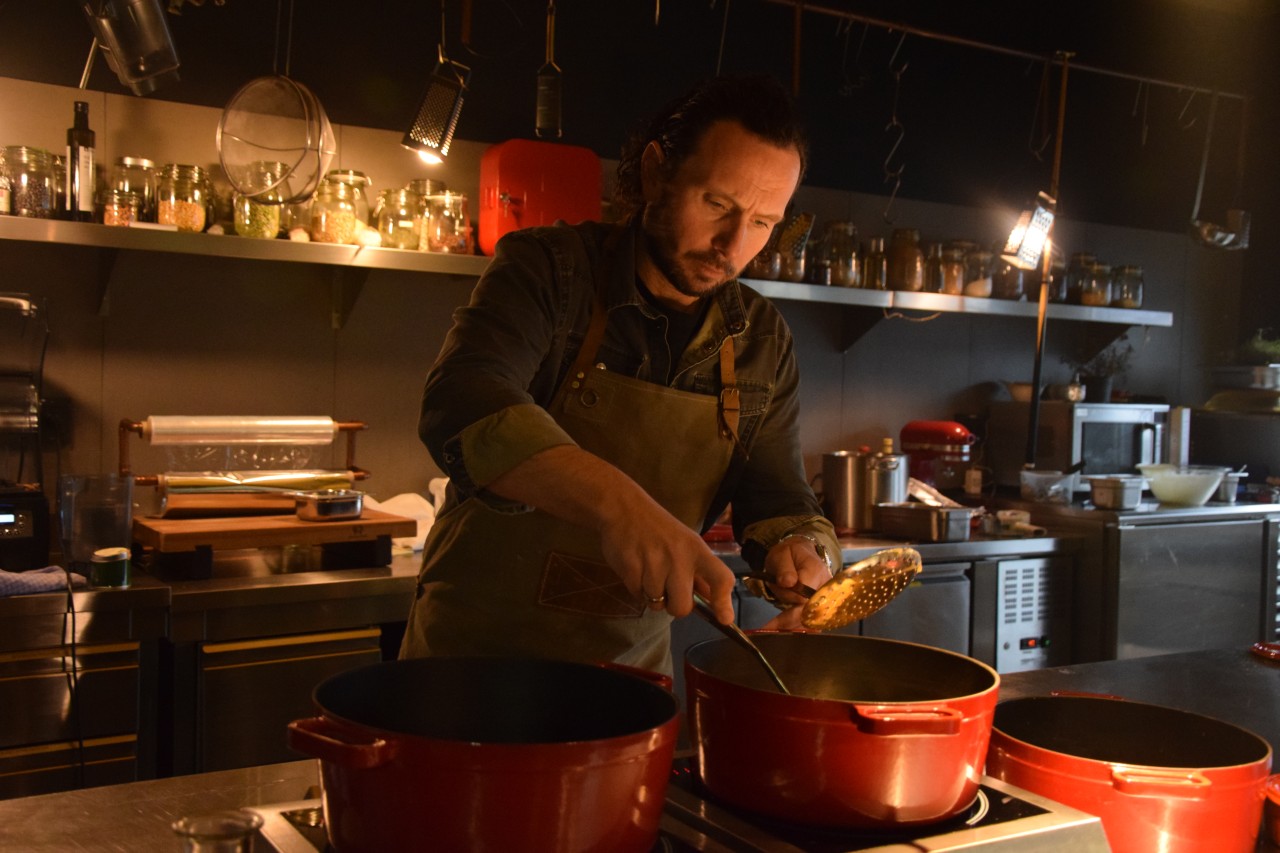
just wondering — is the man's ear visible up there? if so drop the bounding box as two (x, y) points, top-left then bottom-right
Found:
(640, 140), (665, 203)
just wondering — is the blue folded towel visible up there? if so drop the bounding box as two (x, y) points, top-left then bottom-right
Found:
(0, 566), (88, 597)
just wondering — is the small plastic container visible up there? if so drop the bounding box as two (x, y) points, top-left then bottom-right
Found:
(1020, 469), (1072, 504)
(1087, 475), (1146, 510)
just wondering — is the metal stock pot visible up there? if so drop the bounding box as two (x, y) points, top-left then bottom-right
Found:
(287, 657), (679, 853)
(684, 633), (1000, 828)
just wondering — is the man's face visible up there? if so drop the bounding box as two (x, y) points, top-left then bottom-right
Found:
(639, 120), (801, 307)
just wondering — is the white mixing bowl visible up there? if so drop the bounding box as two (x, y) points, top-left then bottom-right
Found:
(1137, 464), (1229, 506)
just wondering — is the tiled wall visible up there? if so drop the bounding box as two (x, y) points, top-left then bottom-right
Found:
(0, 78), (1243, 501)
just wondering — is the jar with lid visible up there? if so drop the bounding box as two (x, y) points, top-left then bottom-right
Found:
(963, 250), (994, 297)
(322, 170), (371, 225)
(0, 149), (9, 215)
(1111, 264), (1144, 309)
(1064, 252), (1097, 303)
(419, 192), (470, 253)
(157, 164), (208, 232)
(310, 178), (361, 244)
(110, 157), (156, 222)
(862, 236), (888, 290)
(232, 161), (290, 239)
(991, 253), (1026, 300)
(921, 243), (944, 293)
(3, 146), (56, 218)
(806, 238), (832, 285)
(405, 179), (446, 235)
(1079, 262), (1112, 306)
(940, 246), (965, 295)
(1047, 254), (1068, 303)
(376, 188), (420, 250)
(886, 228), (924, 291)
(821, 221), (859, 287)
(100, 189), (139, 227)
(744, 246), (781, 280)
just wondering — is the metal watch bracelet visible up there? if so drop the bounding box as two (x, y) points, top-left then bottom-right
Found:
(745, 532), (835, 603)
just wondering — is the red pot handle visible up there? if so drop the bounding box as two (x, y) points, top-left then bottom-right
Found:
(1110, 766), (1212, 799)
(1252, 641), (1280, 662)
(599, 662), (673, 692)
(287, 716), (398, 769)
(849, 704), (963, 736)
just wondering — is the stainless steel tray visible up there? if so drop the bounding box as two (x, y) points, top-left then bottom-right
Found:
(874, 502), (974, 541)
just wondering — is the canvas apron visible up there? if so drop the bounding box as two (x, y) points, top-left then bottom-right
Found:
(402, 245), (741, 673)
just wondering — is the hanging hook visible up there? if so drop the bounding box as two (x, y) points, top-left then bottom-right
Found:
(1131, 81), (1150, 146)
(1177, 89), (1198, 130)
(715, 0), (731, 75)
(1028, 58), (1052, 160)
(881, 47), (908, 225)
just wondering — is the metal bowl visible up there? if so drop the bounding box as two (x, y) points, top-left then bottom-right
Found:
(293, 488), (363, 521)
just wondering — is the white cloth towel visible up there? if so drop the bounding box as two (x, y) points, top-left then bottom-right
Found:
(364, 492), (436, 552)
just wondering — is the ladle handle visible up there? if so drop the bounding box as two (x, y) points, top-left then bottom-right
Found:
(691, 594), (791, 695)
(737, 571), (818, 599)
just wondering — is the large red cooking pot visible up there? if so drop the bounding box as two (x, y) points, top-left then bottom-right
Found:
(287, 657), (679, 853)
(684, 633), (999, 828)
(986, 695), (1273, 853)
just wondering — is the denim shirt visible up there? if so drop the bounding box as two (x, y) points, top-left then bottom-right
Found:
(419, 220), (836, 564)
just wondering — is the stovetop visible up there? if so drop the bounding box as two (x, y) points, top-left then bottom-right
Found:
(249, 763), (1110, 853)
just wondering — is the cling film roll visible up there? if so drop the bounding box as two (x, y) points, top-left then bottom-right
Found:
(143, 416), (337, 445)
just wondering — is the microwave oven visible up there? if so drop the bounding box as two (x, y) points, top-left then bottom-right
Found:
(986, 401), (1169, 489)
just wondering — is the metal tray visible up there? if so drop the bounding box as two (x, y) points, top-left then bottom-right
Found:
(873, 502), (974, 542)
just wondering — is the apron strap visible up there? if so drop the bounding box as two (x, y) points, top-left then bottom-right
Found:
(717, 336), (742, 447)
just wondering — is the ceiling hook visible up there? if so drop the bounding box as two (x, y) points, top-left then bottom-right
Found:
(1177, 89), (1198, 130)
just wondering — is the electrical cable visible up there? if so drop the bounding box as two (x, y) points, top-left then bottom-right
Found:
(60, 564), (86, 788)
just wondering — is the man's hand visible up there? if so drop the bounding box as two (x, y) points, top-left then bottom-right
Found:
(757, 534), (835, 630)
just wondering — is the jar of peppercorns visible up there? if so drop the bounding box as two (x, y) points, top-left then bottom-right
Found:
(157, 164), (208, 232)
(3, 146), (56, 218)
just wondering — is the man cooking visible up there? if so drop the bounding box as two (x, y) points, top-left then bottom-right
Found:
(400, 74), (840, 674)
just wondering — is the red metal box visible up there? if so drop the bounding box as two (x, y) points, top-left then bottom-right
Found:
(478, 139), (602, 256)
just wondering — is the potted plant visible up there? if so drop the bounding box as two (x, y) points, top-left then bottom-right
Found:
(1061, 334), (1134, 402)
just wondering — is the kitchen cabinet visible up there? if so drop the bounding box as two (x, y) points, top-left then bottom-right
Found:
(0, 216), (1172, 342)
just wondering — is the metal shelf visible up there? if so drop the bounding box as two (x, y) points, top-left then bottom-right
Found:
(0, 217), (1174, 338)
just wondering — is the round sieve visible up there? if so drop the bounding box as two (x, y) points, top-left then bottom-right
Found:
(216, 75), (336, 203)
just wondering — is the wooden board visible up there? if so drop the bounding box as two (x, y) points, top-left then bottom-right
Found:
(133, 509), (417, 553)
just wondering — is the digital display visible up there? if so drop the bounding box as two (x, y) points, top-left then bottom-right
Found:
(0, 512), (15, 525)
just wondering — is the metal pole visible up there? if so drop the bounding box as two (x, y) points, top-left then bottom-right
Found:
(1025, 52), (1072, 467)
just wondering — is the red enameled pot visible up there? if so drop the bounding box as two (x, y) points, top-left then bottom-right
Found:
(986, 695), (1273, 853)
(684, 632), (1000, 828)
(288, 657), (679, 853)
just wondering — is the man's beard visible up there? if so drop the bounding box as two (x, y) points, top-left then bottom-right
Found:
(641, 197), (738, 300)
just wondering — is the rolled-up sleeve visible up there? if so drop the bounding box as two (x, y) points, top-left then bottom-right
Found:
(419, 230), (582, 500)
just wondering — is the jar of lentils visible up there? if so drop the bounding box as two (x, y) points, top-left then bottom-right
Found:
(157, 164), (208, 232)
(100, 189), (140, 227)
(3, 146), (56, 218)
(110, 157), (157, 222)
(1111, 264), (1144, 309)
(310, 176), (361, 244)
(232, 161), (290, 239)
(376, 188), (420, 249)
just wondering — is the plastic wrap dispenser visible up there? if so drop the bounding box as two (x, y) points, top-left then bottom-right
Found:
(118, 416), (368, 517)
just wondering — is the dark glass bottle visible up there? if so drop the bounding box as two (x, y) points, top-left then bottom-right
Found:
(65, 101), (95, 222)
(535, 2), (562, 139)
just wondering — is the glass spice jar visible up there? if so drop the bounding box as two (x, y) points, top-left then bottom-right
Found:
(110, 156), (157, 222)
(821, 221), (859, 287)
(886, 228), (924, 291)
(922, 242), (944, 293)
(1111, 264), (1144, 309)
(744, 246), (781, 280)
(963, 250), (994, 297)
(157, 164), (208, 232)
(991, 253), (1026, 300)
(862, 236), (888, 290)
(100, 188), (139, 227)
(1079, 262), (1113, 306)
(376, 188), (420, 250)
(232, 160), (290, 240)
(310, 177), (361, 244)
(1064, 252), (1097, 304)
(940, 246), (965, 295)
(1047, 255), (1068, 303)
(0, 149), (9, 215)
(322, 169), (371, 225)
(3, 146), (56, 218)
(419, 192), (470, 253)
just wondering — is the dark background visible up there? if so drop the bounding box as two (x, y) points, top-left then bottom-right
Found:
(2, 0), (1278, 327)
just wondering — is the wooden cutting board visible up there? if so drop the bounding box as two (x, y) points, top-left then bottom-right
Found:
(133, 509), (418, 553)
